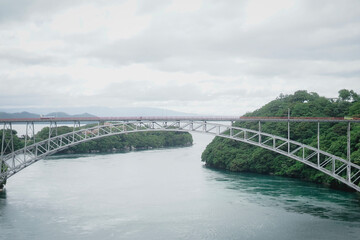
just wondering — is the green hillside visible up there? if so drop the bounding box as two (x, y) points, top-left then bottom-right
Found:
(34, 124), (193, 154)
(201, 90), (360, 190)
(0, 125), (193, 155)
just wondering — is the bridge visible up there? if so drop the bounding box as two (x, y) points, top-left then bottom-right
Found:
(1, 116), (360, 192)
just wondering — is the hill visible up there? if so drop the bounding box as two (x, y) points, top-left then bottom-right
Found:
(201, 89), (360, 191)
(0, 111), (40, 119)
(0, 111), (96, 119)
(0, 107), (194, 117)
(45, 112), (96, 118)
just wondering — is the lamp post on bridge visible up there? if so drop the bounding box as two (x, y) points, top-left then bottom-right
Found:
(347, 122), (351, 182)
(317, 121), (320, 167)
(288, 108), (290, 154)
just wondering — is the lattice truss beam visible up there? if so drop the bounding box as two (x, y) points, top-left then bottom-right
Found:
(1, 120), (360, 192)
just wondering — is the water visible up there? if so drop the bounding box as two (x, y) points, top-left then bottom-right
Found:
(1, 133), (360, 240)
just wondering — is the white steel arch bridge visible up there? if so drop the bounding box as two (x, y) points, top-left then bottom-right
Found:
(1, 116), (360, 192)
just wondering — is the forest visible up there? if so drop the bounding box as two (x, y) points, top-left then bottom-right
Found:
(201, 89), (360, 190)
(0, 124), (193, 154)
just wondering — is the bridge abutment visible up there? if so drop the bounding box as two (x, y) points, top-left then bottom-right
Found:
(0, 180), (5, 191)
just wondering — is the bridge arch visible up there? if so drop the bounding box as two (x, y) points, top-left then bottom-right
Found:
(1, 120), (360, 192)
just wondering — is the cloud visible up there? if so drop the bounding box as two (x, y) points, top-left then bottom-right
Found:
(0, 0), (89, 23)
(87, 0), (360, 79)
(49, 1), (151, 40)
(0, 49), (56, 65)
(0, 0), (359, 115)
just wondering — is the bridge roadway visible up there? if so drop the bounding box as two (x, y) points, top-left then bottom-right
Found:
(1, 116), (360, 192)
(1, 116), (360, 123)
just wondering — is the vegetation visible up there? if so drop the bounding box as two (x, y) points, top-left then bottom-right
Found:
(201, 90), (360, 190)
(0, 129), (24, 154)
(0, 124), (193, 155)
(35, 125), (193, 154)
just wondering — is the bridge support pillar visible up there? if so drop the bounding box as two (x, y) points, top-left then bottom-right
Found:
(24, 122), (35, 161)
(73, 121), (81, 143)
(47, 121), (58, 151)
(0, 175), (6, 191)
(288, 108), (290, 154)
(1, 123), (13, 181)
(258, 121), (261, 144)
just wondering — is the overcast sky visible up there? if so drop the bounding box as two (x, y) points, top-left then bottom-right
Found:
(0, 0), (359, 115)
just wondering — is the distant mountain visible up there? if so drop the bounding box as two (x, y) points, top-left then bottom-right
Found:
(0, 111), (40, 119)
(45, 112), (96, 118)
(0, 107), (195, 117)
(0, 111), (96, 119)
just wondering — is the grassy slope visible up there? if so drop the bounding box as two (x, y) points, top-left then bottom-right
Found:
(201, 90), (360, 190)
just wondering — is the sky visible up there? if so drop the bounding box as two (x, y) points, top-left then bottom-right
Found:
(0, 0), (359, 115)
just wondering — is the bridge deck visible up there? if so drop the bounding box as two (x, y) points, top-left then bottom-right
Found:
(1, 116), (360, 123)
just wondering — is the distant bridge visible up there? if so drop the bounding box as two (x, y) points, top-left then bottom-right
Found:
(1, 116), (360, 192)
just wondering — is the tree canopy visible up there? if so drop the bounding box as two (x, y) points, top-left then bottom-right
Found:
(1, 124), (193, 155)
(202, 89), (360, 191)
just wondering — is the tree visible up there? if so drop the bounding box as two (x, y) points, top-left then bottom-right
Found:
(0, 130), (24, 154)
(290, 90), (312, 103)
(339, 89), (351, 101)
(349, 102), (360, 117)
(201, 89), (360, 191)
(350, 90), (360, 102)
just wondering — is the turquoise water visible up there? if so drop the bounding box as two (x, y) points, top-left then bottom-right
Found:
(1, 133), (360, 240)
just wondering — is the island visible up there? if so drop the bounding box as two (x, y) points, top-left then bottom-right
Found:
(201, 89), (360, 191)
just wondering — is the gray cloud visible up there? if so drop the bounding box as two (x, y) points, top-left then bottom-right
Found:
(97, 82), (214, 102)
(0, 0), (86, 23)
(0, 49), (56, 65)
(0, 0), (359, 115)
(87, 0), (360, 82)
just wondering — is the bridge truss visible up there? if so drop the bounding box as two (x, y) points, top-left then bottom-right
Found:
(1, 118), (360, 192)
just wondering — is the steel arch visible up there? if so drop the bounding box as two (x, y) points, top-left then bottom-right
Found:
(1, 120), (360, 192)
